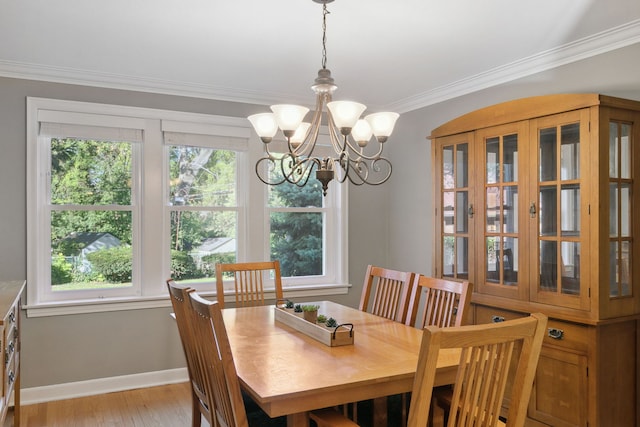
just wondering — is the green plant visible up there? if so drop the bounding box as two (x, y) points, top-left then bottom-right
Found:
(301, 304), (320, 312)
(86, 246), (132, 283)
(51, 253), (73, 285)
(316, 314), (327, 323)
(285, 300), (294, 309)
(325, 317), (338, 328)
(294, 304), (302, 313)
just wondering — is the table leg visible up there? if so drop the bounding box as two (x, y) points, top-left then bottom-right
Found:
(373, 397), (387, 427)
(287, 412), (310, 427)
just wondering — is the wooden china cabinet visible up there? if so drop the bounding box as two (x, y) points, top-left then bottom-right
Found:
(430, 94), (640, 427)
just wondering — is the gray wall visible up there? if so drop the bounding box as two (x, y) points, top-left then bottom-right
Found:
(2, 41), (640, 389)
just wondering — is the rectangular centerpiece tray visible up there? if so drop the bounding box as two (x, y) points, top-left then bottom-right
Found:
(274, 306), (354, 347)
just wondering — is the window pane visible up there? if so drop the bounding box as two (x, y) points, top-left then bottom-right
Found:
(270, 212), (323, 277)
(268, 172), (323, 208)
(51, 210), (133, 290)
(609, 122), (619, 178)
(486, 186), (500, 232)
(609, 183), (618, 237)
(51, 138), (132, 205)
(560, 184), (580, 236)
(539, 186), (557, 236)
(486, 237), (500, 284)
(443, 236), (454, 278)
(621, 183), (631, 237)
(169, 146), (236, 207)
(170, 211), (237, 281)
(443, 191), (454, 233)
(503, 237), (518, 286)
(610, 241), (619, 297)
(621, 241), (631, 296)
(621, 124), (631, 179)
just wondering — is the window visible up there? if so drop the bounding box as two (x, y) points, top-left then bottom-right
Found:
(27, 98), (348, 316)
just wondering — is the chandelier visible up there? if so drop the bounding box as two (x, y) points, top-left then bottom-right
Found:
(247, 0), (399, 196)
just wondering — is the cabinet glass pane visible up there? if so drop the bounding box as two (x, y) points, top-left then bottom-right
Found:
(609, 123), (619, 178)
(486, 236), (500, 283)
(622, 241), (631, 296)
(560, 123), (580, 180)
(486, 137), (500, 184)
(503, 186), (518, 233)
(503, 237), (518, 285)
(456, 144), (469, 187)
(486, 186), (500, 232)
(539, 186), (557, 236)
(443, 191), (454, 233)
(560, 184), (580, 236)
(609, 183), (618, 237)
(609, 241), (619, 297)
(503, 134), (518, 182)
(561, 241), (580, 295)
(443, 236), (454, 278)
(540, 240), (558, 291)
(539, 127), (557, 181)
(621, 124), (631, 179)
(621, 183), (631, 237)
(456, 191), (468, 233)
(456, 237), (469, 280)
(443, 146), (454, 189)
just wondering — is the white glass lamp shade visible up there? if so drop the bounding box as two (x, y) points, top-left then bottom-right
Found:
(351, 119), (373, 147)
(290, 122), (311, 149)
(271, 104), (310, 135)
(365, 112), (400, 142)
(327, 101), (366, 131)
(248, 113), (278, 142)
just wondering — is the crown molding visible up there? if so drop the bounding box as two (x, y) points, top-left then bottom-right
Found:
(1, 19), (639, 113)
(390, 19), (640, 113)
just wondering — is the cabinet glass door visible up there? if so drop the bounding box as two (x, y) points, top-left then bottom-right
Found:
(476, 122), (528, 299)
(531, 111), (589, 309)
(436, 133), (474, 282)
(609, 121), (633, 298)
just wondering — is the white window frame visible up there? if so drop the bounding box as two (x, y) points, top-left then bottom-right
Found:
(26, 97), (349, 317)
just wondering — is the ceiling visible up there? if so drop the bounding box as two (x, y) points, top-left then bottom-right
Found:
(2, 0), (640, 113)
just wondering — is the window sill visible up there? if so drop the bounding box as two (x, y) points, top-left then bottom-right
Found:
(24, 283), (352, 317)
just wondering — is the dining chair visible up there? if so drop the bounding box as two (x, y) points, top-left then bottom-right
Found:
(189, 290), (250, 427)
(402, 275), (473, 426)
(358, 264), (417, 324)
(311, 313), (548, 427)
(407, 275), (473, 329)
(188, 289), (332, 427)
(166, 280), (212, 427)
(215, 261), (284, 309)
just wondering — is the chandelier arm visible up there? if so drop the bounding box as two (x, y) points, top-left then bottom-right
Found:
(280, 153), (320, 186)
(347, 157), (392, 186)
(255, 157), (287, 186)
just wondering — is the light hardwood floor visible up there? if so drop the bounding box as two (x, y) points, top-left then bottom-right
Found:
(7, 382), (202, 427)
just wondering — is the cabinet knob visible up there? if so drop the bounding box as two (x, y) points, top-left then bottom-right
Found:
(468, 204), (474, 218)
(529, 202), (537, 218)
(548, 328), (564, 340)
(491, 315), (505, 323)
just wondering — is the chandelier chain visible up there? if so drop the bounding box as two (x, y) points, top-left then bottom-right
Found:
(321, 3), (329, 70)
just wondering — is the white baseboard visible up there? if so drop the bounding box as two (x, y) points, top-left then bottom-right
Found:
(20, 368), (189, 405)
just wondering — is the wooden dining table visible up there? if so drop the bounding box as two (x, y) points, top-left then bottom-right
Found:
(221, 300), (461, 427)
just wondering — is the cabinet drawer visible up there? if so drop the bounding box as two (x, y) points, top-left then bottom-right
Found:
(543, 319), (589, 353)
(474, 305), (526, 325)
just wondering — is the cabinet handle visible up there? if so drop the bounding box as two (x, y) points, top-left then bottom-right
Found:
(529, 202), (537, 218)
(492, 315), (505, 323)
(468, 204), (474, 218)
(548, 328), (564, 340)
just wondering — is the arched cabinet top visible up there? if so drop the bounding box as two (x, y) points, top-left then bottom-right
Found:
(429, 93), (640, 139)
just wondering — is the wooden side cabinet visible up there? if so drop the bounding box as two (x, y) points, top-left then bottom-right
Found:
(0, 281), (24, 426)
(431, 94), (640, 426)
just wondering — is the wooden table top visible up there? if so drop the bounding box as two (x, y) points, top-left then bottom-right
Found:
(222, 301), (460, 425)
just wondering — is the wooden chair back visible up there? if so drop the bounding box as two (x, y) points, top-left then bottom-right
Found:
(407, 313), (548, 427)
(188, 291), (249, 427)
(358, 264), (417, 324)
(166, 280), (211, 427)
(407, 276), (472, 328)
(215, 261), (283, 309)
